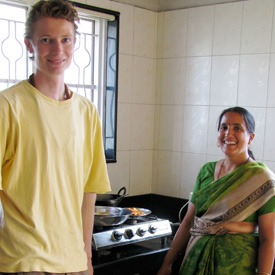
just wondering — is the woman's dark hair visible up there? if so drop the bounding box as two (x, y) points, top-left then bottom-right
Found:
(25, 0), (79, 39)
(217, 106), (256, 160)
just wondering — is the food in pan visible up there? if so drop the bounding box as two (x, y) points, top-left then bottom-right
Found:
(127, 207), (145, 216)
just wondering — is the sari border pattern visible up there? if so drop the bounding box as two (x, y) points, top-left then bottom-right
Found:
(212, 180), (275, 222)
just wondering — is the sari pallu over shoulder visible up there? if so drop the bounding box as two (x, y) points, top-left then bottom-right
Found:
(180, 161), (275, 275)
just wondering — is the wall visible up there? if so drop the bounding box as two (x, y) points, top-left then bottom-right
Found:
(88, 0), (275, 199)
(154, 0), (275, 199)
(85, 0), (157, 195)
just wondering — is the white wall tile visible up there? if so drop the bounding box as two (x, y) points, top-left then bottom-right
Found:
(248, 107), (266, 160)
(130, 104), (154, 150)
(151, 150), (159, 193)
(132, 56), (155, 104)
(107, 150), (130, 193)
(117, 103), (131, 151)
(118, 54), (133, 103)
(130, 150), (152, 194)
(155, 151), (181, 197)
(206, 106), (228, 156)
(210, 55), (239, 106)
(213, 2), (242, 55)
(134, 8), (156, 58)
(263, 108), (275, 161)
(185, 57), (211, 105)
(187, 6), (214, 57)
(160, 58), (186, 105)
(155, 59), (162, 105)
(111, 2), (134, 55)
(158, 105), (184, 151)
(180, 153), (207, 199)
(267, 54), (275, 107)
(86, 0), (110, 9)
(153, 104), (160, 149)
(238, 54), (269, 107)
(162, 9), (188, 58)
(182, 106), (209, 154)
(271, 1), (275, 53)
(241, 0), (273, 54)
(156, 12), (164, 58)
(206, 154), (223, 163)
(264, 160), (275, 173)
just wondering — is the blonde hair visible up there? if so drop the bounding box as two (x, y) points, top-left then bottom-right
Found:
(25, 0), (79, 39)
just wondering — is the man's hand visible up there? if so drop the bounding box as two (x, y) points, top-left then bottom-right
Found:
(82, 193), (96, 275)
(87, 254), (93, 275)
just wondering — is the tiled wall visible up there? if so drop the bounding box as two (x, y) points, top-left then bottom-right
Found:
(91, 0), (158, 196)
(89, 0), (275, 199)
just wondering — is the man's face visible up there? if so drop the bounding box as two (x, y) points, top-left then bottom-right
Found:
(25, 17), (75, 77)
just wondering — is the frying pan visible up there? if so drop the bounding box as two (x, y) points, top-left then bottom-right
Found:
(94, 206), (132, 227)
(96, 187), (127, 207)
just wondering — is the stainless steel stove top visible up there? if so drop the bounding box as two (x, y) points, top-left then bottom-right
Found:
(92, 218), (172, 250)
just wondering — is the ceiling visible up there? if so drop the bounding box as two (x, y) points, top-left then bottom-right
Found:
(109, 0), (245, 12)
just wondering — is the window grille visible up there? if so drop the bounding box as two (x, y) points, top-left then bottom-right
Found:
(0, 1), (119, 162)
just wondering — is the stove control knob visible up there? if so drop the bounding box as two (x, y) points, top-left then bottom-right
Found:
(148, 224), (158, 234)
(124, 229), (135, 239)
(137, 227), (147, 237)
(112, 230), (123, 241)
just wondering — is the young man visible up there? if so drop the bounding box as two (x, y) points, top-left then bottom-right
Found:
(0, 0), (111, 274)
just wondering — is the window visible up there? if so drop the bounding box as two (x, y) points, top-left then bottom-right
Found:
(0, 1), (119, 163)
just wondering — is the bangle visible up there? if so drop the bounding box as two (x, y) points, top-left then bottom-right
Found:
(257, 272), (270, 275)
(169, 247), (183, 256)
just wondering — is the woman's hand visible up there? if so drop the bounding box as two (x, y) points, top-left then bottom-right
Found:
(156, 263), (172, 275)
(257, 212), (275, 274)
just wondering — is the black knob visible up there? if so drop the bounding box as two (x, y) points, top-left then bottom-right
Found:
(124, 229), (135, 239)
(137, 227), (147, 237)
(149, 225), (157, 234)
(112, 230), (123, 241)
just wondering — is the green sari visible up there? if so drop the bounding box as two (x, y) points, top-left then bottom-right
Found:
(180, 161), (275, 275)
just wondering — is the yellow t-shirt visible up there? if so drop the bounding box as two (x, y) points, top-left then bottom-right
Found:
(0, 81), (111, 272)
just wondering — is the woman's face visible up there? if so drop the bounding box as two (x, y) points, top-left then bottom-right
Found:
(217, 112), (255, 158)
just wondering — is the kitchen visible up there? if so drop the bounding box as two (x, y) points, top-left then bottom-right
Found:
(0, 0), (274, 274)
(100, 0), (275, 273)
(105, 0), (275, 203)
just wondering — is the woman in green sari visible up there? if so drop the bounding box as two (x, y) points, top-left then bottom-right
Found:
(157, 107), (275, 275)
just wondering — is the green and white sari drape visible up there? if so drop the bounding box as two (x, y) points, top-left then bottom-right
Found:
(180, 161), (275, 275)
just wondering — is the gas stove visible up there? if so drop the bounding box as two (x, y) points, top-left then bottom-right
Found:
(92, 194), (186, 275)
(92, 216), (172, 250)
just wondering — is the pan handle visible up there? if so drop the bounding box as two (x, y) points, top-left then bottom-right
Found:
(117, 187), (127, 196)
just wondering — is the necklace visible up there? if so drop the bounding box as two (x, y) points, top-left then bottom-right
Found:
(28, 74), (71, 100)
(217, 157), (250, 180)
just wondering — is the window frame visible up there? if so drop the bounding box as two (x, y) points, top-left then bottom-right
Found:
(71, 2), (120, 164)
